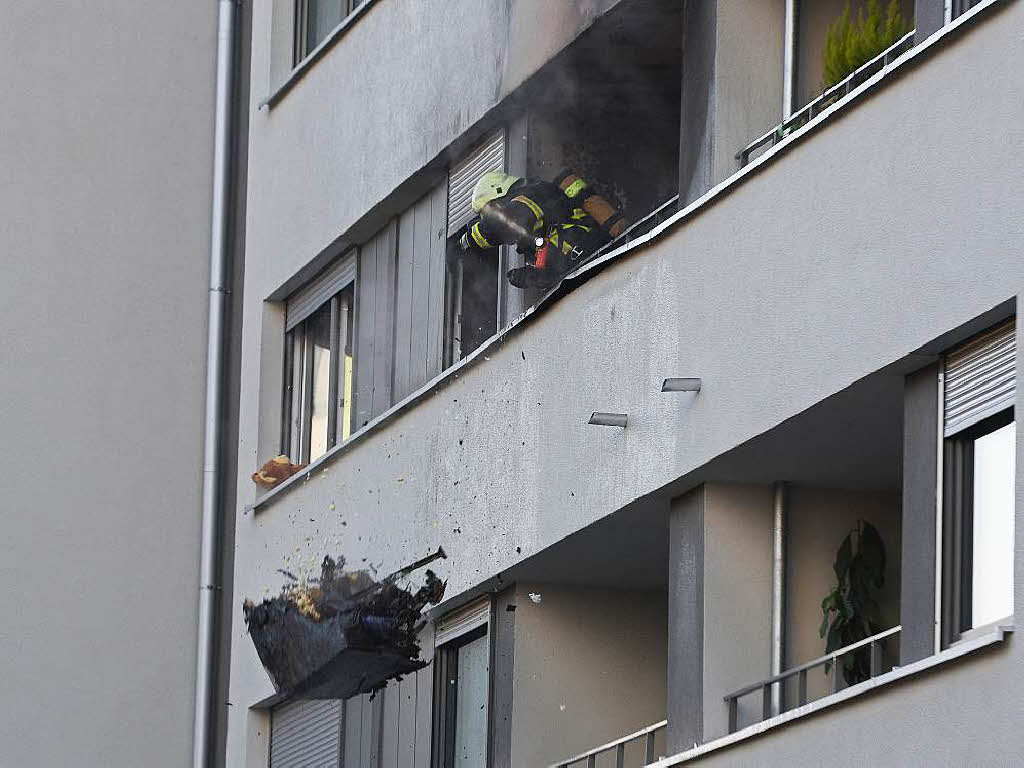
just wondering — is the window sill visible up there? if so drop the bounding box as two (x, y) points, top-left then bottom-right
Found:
(245, 0), (1008, 515)
(259, 0), (379, 111)
(649, 624), (1014, 767)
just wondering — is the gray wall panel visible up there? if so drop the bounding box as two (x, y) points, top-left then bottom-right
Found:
(371, 221), (397, 419)
(425, 183), (449, 383)
(395, 184), (447, 401)
(668, 488), (705, 753)
(0, 2), (219, 766)
(360, 693), (376, 767)
(397, 673), (419, 767)
(901, 363), (941, 664)
(354, 239), (376, 430)
(344, 695), (364, 767)
(394, 207), (417, 401)
(379, 685), (400, 768)
(510, 583), (668, 768)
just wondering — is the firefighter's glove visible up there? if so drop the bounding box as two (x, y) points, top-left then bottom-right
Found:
(507, 266), (562, 291)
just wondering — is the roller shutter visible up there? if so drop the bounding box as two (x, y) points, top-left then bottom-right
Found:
(944, 318), (1016, 437)
(434, 596), (490, 647)
(447, 129), (505, 237)
(269, 698), (343, 768)
(286, 251), (357, 331)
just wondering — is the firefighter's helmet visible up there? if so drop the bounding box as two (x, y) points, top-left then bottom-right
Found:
(471, 171), (521, 212)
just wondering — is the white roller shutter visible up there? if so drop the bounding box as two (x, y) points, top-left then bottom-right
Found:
(944, 318), (1016, 436)
(286, 250), (357, 331)
(269, 698), (343, 768)
(434, 596), (490, 647)
(447, 129), (505, 237)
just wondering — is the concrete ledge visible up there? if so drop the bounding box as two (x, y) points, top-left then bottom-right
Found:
(648, 625), (1014, 766)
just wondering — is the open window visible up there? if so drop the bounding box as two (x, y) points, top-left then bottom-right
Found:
(942, 319), (1017, 645)
(432, 598), (492, 768)
(444, 131), (506, 364)
(282, 253), (356, 463)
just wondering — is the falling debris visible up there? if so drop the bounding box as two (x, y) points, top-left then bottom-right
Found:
(244, 548), (447, 700)
(251, 455), (307, 489)
(528, 592), (542, 604)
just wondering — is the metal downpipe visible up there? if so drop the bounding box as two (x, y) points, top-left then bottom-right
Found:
(770, 481), (788, 716)
(194, 1), (237, 766)
(783, 0), (800, 119)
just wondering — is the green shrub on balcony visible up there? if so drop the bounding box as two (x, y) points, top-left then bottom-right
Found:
(823, 0), (911, 88)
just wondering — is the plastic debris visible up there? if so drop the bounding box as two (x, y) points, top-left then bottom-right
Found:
(243, 548), (447, 700)
(528, 592), (542, 603)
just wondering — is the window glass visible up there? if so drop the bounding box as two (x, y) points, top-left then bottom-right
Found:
(971, 420), (1016, 627)
(339, 288), (354, 442)
(453, 633), (489, 767)
(307, 304), (332, 462)
(306, 0), (344, 54)
(289, 330), (305, 455)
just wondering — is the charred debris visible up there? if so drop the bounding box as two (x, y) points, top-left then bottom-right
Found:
(244, 547), (446, 700)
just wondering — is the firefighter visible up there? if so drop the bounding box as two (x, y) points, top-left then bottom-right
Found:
(456, 171), (616, 290)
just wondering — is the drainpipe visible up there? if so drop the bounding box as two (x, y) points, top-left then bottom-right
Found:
(194, 1), (238, 766)
(770, 481), (788, 716)
(782, 0), (799, 119)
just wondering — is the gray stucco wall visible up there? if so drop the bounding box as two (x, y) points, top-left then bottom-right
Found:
(0, 2), (218, 766)
(702, 484), (774, 740)
(510, 583), (668, 768)
(680, 0), (785, 202)
(228, 1), (1024, 764)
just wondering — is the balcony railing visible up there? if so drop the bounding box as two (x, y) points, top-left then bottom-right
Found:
(550, 720), (667, 768)
(723, 625), (901, 733)
(736, 30), (916, 167)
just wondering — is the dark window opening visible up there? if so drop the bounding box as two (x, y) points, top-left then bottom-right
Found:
(445, 242), (498, 366)
(523, 0), (682, 228)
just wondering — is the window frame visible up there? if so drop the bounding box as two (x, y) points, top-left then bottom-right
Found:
(281, 283), (355, 464)
(942, 407), (1016, 647)
(431, 599), (494, 768)
(293, 0), (364, 64)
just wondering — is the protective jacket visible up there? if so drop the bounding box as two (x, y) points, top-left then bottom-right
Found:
(458, 179), (609, 288)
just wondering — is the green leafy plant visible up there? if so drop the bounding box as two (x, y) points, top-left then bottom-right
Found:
(822, 0), (911, 88)
(819, 520), (886, 686)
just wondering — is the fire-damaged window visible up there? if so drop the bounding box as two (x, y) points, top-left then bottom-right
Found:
(942, 318), (1016, 646)
(282, 253), (356, 463)
(432, 598), (492, 768)
(444, 130), (506, 364)
(522, 0), (682, 242)
(293, 0), (366, 62)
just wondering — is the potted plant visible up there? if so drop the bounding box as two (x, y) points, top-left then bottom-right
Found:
(819, 519), (887, 686)
(822, 0), (912, 88)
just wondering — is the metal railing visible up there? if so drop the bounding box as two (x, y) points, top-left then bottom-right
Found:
(550, 720), (667, 768)
(736, 30), (916, 167)
(723, 625), (901, 733)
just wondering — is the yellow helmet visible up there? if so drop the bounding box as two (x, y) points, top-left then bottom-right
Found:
(471, 171), (521, 213)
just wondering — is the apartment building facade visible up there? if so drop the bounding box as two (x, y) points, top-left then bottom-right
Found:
(228, 1), (1024, 767)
